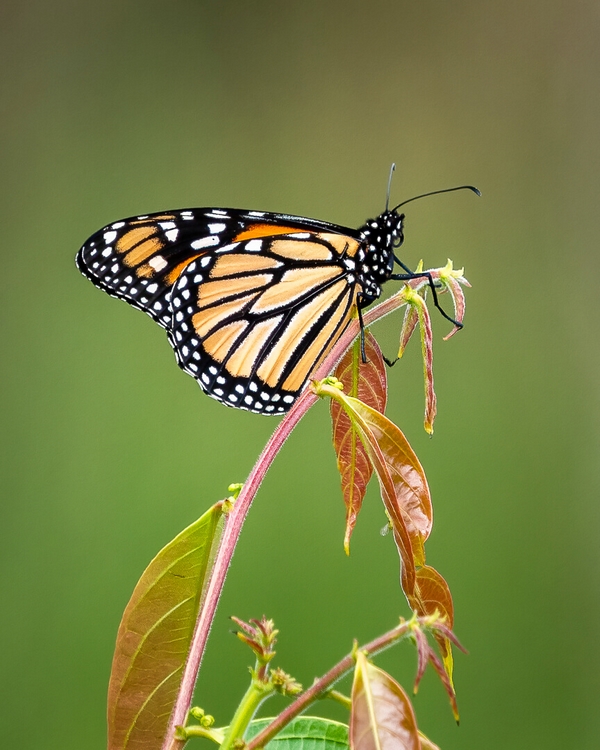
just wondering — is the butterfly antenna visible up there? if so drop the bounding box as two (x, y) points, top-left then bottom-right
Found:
(385, 163), (396, 212)
(392, 185), (481, 212)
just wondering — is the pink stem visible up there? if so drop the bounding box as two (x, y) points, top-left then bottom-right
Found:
(163, 289), (415, 750)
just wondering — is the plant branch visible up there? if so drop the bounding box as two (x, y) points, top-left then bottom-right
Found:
(163, 282), (430, 750)
(163, 387), (316, 750)
(245, 617), (425, 750)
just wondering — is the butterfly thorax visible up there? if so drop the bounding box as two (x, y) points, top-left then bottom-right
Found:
(356, 210), (405, 307)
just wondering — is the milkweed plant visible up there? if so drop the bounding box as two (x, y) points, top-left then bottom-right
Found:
(99, 259), (471, 750)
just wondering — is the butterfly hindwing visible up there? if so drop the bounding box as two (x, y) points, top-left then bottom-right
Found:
(168, 231), (362, 413)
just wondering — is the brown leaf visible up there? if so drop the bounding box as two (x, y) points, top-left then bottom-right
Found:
(330, 333), (387, 552)
(319, 382), (438, 597)
(107, 502), (225, 750)
(409, 566), (454, 627)
(397, 305), (419, 359)
(407, 566), (455, 689)
(335, 392), (432, 561)
(342, 406), (416, 596)
(414, 299), (436, 435)
(350, 651), (420, 750)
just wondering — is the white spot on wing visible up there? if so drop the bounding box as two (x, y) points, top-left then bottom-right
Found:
(149, 255), (168, 272)
(208, 223), (226, 234)
(215, 243), (236, 254)
(191, 236), (220, 250)
(246, 239), (263, 252)
(104, 230), (117, 244)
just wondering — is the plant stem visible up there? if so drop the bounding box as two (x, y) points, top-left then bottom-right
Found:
(220, 679), (275, 750)
(163, 285), (418, 750)
(178, 726), (225, 744)
(163, 387), (316, 750)
(245, 617), (419, 750)
(325, 690), (352, 709)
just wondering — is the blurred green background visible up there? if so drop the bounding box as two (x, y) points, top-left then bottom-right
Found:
(1, 1), (599, 748)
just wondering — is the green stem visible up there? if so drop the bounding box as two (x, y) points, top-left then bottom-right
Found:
(178, 725), (225, 744)
(220, 680), (274, 750)
(325, 690), (352, 710)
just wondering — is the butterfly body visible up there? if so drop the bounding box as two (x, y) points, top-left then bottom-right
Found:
(76, 206), (405, 414)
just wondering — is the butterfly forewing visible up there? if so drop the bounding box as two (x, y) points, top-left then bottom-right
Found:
(77, 207), (370, 413)
(168, 232), (361, 413)
(76, 210), (245, 328)
(76, 208), (357, 328)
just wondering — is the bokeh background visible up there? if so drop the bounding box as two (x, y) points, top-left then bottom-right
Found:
(2, 1), (599, 748)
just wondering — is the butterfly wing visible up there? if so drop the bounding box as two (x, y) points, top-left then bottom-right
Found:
(76, 207), (353, 329)
(77, 207), (365, 413)
(168, 230), (364, 413)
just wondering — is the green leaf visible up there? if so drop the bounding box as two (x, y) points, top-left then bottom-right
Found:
(245, 717), (349, 750)
(107, 502), (226, 750)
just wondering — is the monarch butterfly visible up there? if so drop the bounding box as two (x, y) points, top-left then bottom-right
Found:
(76, 175), (478, 415)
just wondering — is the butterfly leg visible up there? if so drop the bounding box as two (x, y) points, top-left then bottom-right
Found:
(390, 270), (463, 330)
(356, 294), (368, 364)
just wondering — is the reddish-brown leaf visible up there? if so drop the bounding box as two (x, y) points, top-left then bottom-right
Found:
(407, 566), (456, 697)
(397, 304), (419, 359)
(409, 566), (454, 627)
(334, 392), (432, 562)
(336, 400), (416, 595)
(107, 502), (225, 750)
(319, 383), (436, 597)
(414, 299), (436, 435)
(350, 651), (420, 750)
(330, 333), (387, 552)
